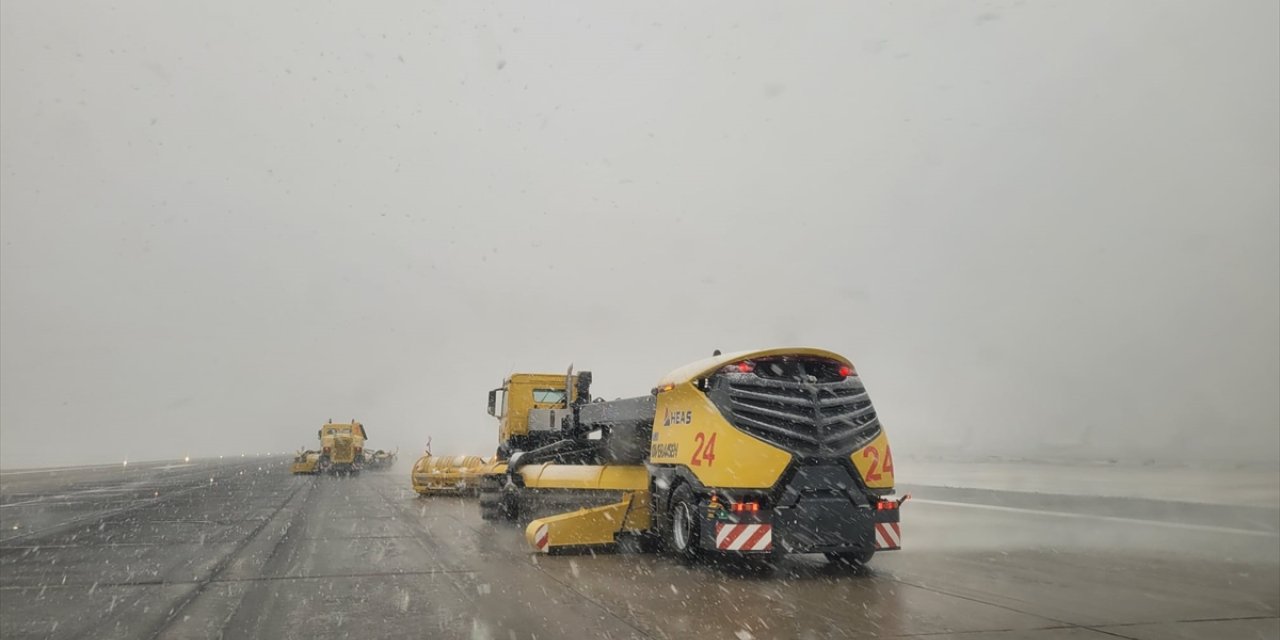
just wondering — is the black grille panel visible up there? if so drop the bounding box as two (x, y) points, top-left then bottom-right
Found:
(709, 375), (881, 456)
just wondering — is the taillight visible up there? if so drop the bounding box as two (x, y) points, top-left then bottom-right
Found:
(839, 365), (855, 378)
(875, 497), (904, 511)
(731, 501), (761, 513)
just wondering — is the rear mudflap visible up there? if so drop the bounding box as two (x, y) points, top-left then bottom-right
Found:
(871, 521), (901, 551)
(778, 501), (900, 552)
(710, 521), (775, 552)
(699, 505), (899, 553)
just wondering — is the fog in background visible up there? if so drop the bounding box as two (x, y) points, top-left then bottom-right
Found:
(1, 1), (1277, 469)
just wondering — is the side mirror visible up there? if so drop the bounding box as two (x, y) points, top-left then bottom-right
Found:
(487, 389), (497, 416)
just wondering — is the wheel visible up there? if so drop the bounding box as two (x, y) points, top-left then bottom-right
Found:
(479, 488), (502, 520)
(824, 550), (874, 566)
(479, 481), (519, 521)
(664, 484), (701, 561)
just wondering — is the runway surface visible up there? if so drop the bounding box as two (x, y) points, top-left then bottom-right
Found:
(1, 458), (1276, 639)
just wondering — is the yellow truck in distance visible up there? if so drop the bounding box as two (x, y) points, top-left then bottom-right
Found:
(291, 419), (369, 475)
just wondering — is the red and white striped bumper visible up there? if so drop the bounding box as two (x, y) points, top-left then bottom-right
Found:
(714, 523), (773, 552)
(873, 522), (901, 550)
(532, 524), (550, 552)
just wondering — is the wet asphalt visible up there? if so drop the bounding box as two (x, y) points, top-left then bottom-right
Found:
(1, 458), (1276, 639)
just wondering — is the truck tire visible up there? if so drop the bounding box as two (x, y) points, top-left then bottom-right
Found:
(479, 489), (502, 520)
(479, 486), (519, 521)
(664, 484), (701, 561)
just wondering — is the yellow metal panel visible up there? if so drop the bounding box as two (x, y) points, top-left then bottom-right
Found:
(524, 493), (644, 551)
(649, 383), (792, 488)
(598, 466), (650, 491)
(518, 464), (649, 491)
(657, 347), (852, 387)
(623, 490), (652, 530)
(849, 430), (895, 490)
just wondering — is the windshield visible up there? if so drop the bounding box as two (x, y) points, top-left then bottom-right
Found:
(532, 389), (567, 404)
(1, 2), (1276, 639)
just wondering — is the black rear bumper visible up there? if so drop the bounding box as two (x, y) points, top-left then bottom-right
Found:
(698, 500), (899, 553)
(773, 463), (898, 553)
(694, 464), (901, 554)
(772, 497), (899, 553)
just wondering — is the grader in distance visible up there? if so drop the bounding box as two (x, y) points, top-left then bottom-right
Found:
(291, 419), (370, 475)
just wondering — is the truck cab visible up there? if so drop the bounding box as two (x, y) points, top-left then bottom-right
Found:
(487, 372), (588, 457)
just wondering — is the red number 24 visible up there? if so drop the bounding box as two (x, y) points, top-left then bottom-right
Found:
(862, 444), (894, 481)
(691, 432), (717, 466)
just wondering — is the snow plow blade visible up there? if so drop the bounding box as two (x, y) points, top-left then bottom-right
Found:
(525, 491), (650, 553)
(290, 451), (320, 475)
(411, 455), (488, 495)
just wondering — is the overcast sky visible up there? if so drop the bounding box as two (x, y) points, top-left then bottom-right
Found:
(2, 1), (1277, 468)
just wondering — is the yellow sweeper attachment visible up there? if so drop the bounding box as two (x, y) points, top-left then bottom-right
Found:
(411, 455), (488, 495)
(518, 464), (652, 553)
(291, 450), (321, 475)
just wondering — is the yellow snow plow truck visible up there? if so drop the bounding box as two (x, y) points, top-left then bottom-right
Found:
(291, 419), (369, 475)
(479, 348), (904, 564)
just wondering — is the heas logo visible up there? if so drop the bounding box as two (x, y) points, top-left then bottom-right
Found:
(662, 408), (693, 426)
